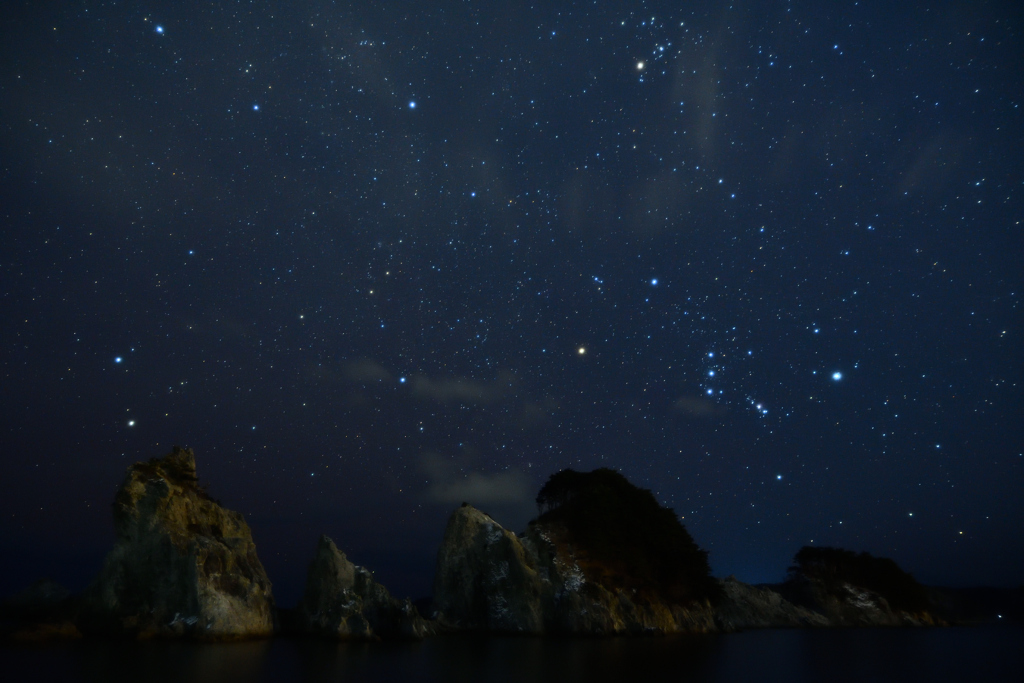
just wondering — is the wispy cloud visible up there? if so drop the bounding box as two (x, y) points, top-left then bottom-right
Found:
(410, 370), (517, 405)
(344, 358), (392, 383)
(672, 396), (726, 418)
(420, 451), (532, 506)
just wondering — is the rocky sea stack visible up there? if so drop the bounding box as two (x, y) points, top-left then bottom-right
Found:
(80, 447), (275, 639)
(295, 535), (432, 640)
(779, 546), (942, 626)
(433, 468), (720, 635)
(432, 469), (948, 634)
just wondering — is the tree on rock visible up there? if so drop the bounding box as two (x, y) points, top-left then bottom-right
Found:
(789, 546), (930, 613)
(534, 468), (720, 604)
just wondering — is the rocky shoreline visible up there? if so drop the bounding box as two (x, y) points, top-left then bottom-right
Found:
(2, 449), (1015, 642)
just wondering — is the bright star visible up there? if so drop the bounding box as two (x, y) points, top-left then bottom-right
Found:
(706, 389), (713, 395)
(155, 25), (164, 34)
(708, 370), (715, 377)
(636, 61), (645, 70)
(399, 377), (406, 384)
(776, 474), (783, 480)
(114, 357), (123, 364)
(578, 347), (586, 355)
(832, 372), (843, 381)
(408, 101), (416, 109)
(253, 104), (260, 111)
(127, 420), (135, 427)
(650, 278), (658, 286)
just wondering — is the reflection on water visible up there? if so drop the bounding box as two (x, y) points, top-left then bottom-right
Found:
(3, 627), (1021, 682)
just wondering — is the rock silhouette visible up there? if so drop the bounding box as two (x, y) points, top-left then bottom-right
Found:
(296, 534), (432, 639)
(80, 447), (275, 639)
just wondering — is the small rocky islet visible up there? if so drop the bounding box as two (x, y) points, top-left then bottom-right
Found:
(0, 448), (976, 641)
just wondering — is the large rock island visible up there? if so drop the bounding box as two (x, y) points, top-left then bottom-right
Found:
(433, 469), (720, 634)
(80, 447), (275, 639)
(777, 546), (942, 627)
(432, 468), (944, 634)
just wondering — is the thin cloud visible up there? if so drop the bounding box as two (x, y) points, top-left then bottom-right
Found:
(420, 452), (532, 506)
(344, 358), (392, 383)
(672, 396), (726, 418)
(410, 370), (517, 405)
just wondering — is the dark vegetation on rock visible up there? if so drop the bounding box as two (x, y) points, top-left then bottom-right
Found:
(534, 468), (721, 605)
(788, 545), (931, 613)
(0, 579), (81, 642)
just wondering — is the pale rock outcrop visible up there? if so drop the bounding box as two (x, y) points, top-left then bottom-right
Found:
(433, 505), (546, 632)
(433, 504), (715, 635)
(780, 577), (942, 627)
(713, 576), (829, 631)
(81, 447), (274, 639)
(295, 535), (431, 639)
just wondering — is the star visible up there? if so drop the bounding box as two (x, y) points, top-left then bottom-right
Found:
(832, 372), (843, 381)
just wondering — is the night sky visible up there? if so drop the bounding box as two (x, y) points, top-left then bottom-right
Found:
(2, 1), (1021, 606)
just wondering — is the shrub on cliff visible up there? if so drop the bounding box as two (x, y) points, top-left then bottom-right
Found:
(534, 468), (720, 604)
(789, 546), (930, 613)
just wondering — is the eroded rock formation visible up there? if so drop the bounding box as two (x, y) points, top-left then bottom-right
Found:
(713, 577), (829, 631)
(432, 506), (946, 634)
(779, 576), (942, 627)
(778, 545), (943, 626)
(81, 447), (274, 639)
(433, 504), (716, 634)
(433, 505), (546, 632)
(295, 535), (432, 639)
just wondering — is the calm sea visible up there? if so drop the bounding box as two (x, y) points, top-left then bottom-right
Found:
(3, 627), (1021, 682)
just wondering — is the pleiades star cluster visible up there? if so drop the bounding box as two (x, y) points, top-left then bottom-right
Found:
(1, 1), (1020, 603)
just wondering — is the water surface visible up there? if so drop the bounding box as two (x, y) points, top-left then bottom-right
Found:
(3, 627), (1021, 682)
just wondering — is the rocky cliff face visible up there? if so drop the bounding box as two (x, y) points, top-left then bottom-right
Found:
(432, 506), (946, 635)
(433, 505), (715, 635)
(295, 535), (432, 639)
(713, 577), (829, 631)
(81, 447), (274, 639)
(433, 505), (546, 633)
(779, 577), (942, 627)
